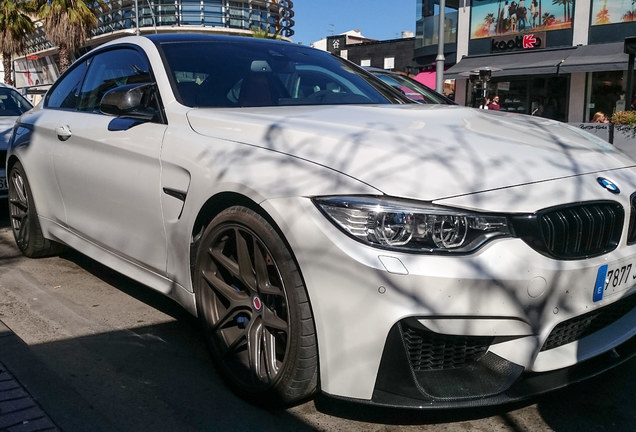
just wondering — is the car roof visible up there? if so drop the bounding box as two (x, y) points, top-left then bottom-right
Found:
(0, 82), (20, 91)
(144, 33), (301, 48)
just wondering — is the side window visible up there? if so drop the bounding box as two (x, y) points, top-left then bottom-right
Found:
(0, 89), (32, 115)
(78, 48), (152, 112)
(45, 61), (88, 109)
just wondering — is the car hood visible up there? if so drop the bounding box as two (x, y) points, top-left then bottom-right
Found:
(186, 104), (634, 201)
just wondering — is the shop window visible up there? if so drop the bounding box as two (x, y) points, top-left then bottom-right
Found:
(585, 70), (635, 122)
(384, 57), (395, 70)
(467, 75), (569, 122)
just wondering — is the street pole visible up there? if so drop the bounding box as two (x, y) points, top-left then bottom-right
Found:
(625, 36), (636, 109)
(134, 0), (140, 36)
(435, 0), (446, 93)
(627, 53), (634, 109)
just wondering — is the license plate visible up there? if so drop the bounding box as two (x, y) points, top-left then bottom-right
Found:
(593, 262), (636, 302)
(0, 176), (6, 191)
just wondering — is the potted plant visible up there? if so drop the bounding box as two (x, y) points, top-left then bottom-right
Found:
(611, 110), (636, 153)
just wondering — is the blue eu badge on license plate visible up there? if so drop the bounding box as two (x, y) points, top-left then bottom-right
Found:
(593, 264), (608, 302)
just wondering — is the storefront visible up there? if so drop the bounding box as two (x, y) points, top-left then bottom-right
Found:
(446, 46), (575, 121)
(445, 0), (636, 122)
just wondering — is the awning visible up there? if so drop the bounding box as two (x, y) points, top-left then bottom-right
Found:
(414, 71), (436, 88)
(558, 42), (630, 73)
(445, 47), (576, 79)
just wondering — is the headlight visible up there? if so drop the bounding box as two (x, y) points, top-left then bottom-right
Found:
(313, 196), (512, 254)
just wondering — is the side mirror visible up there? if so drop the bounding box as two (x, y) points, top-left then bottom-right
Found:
(100, 83), (157, 121)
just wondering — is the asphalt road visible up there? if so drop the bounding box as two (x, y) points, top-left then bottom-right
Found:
(0, 202), (634, 431)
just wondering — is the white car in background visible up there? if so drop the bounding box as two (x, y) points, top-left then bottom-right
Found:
(0, 84), (32, 199)
(6, 34), (636, 409)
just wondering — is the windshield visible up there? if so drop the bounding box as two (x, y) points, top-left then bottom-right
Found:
(159, 40), (410, 107)
(0, 88), (32, 116)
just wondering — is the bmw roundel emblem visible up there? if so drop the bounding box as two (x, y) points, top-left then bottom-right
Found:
(597, 177), (620, 194)
(252, 296), (263, 312)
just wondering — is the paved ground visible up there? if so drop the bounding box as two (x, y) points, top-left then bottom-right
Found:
(0, 322), (59, 432)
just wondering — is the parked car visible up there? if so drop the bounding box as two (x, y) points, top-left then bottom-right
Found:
(0, 84), (32, 199)
(6, 34), (636, 409)
(364, 66), (455, 104)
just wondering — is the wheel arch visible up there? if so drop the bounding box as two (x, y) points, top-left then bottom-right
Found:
(7, 154), (20, 173)
(189, 192), (304, 290)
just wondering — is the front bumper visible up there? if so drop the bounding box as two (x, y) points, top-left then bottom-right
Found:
(370, 300), (636, 408)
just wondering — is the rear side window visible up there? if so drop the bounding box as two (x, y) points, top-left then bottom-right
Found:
(45, 61), (88, 109)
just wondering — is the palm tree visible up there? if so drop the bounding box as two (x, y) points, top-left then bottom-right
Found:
(552, 0), (567, 22)
(624, 0), (636, 22)
(595, 0), (610, 24)
(38, 0), (99, 73)
(484, 13), (496, 34)
(542, 12), (556, 26)
(0, 0), (36, 86)
(564, 0), (572, 21)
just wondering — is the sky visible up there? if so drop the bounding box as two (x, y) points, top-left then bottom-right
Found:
(290, 0), (417, 46)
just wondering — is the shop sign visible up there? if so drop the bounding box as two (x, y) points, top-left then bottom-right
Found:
(491, 32), (546, 53)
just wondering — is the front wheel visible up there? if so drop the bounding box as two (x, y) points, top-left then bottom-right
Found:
(194, 206), (318, 406)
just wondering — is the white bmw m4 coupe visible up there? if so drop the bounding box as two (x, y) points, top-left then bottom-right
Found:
(6, 33), (636, 409)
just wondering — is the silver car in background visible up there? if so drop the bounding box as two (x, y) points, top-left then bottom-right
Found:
(0, 84), (32, 199)
(364, 66), (456, 104)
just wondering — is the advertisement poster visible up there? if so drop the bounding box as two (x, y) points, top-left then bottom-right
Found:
(591, 0), (636, 25)
(470, 0), (573, 39)
(13, 55), (58, 89)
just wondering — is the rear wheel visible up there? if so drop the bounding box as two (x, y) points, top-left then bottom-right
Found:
(194, 206), (318, 406)
(8, 161), (64, 257)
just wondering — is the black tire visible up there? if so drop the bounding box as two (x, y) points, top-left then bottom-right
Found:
(8, 161), (65, 257)
(194, 206), (318, 406)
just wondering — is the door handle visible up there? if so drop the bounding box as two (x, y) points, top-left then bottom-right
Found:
(55, 125), (72, 141)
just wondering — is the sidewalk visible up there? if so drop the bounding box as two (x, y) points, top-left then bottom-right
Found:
(0, 322), (59, 432)
(0, 319), (114, 432)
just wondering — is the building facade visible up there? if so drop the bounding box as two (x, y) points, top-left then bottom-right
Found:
(416, 0), (636, 122)
(14, 0), (294, 90)
(325, 33), (418, 75)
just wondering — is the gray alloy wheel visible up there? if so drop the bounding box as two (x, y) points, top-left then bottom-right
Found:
(8, 162), (64, 258)
(194, 206), (318, 406)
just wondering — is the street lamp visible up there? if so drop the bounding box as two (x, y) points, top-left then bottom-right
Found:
(435, 0), (446, 93)
(134, 0), (140, 36)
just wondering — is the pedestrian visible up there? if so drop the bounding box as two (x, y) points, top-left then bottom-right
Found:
(479, 97), (491, 109)
(487, 95), (501, 110)
(591, 111), (609, 123)
(530, 0), (539, 28)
